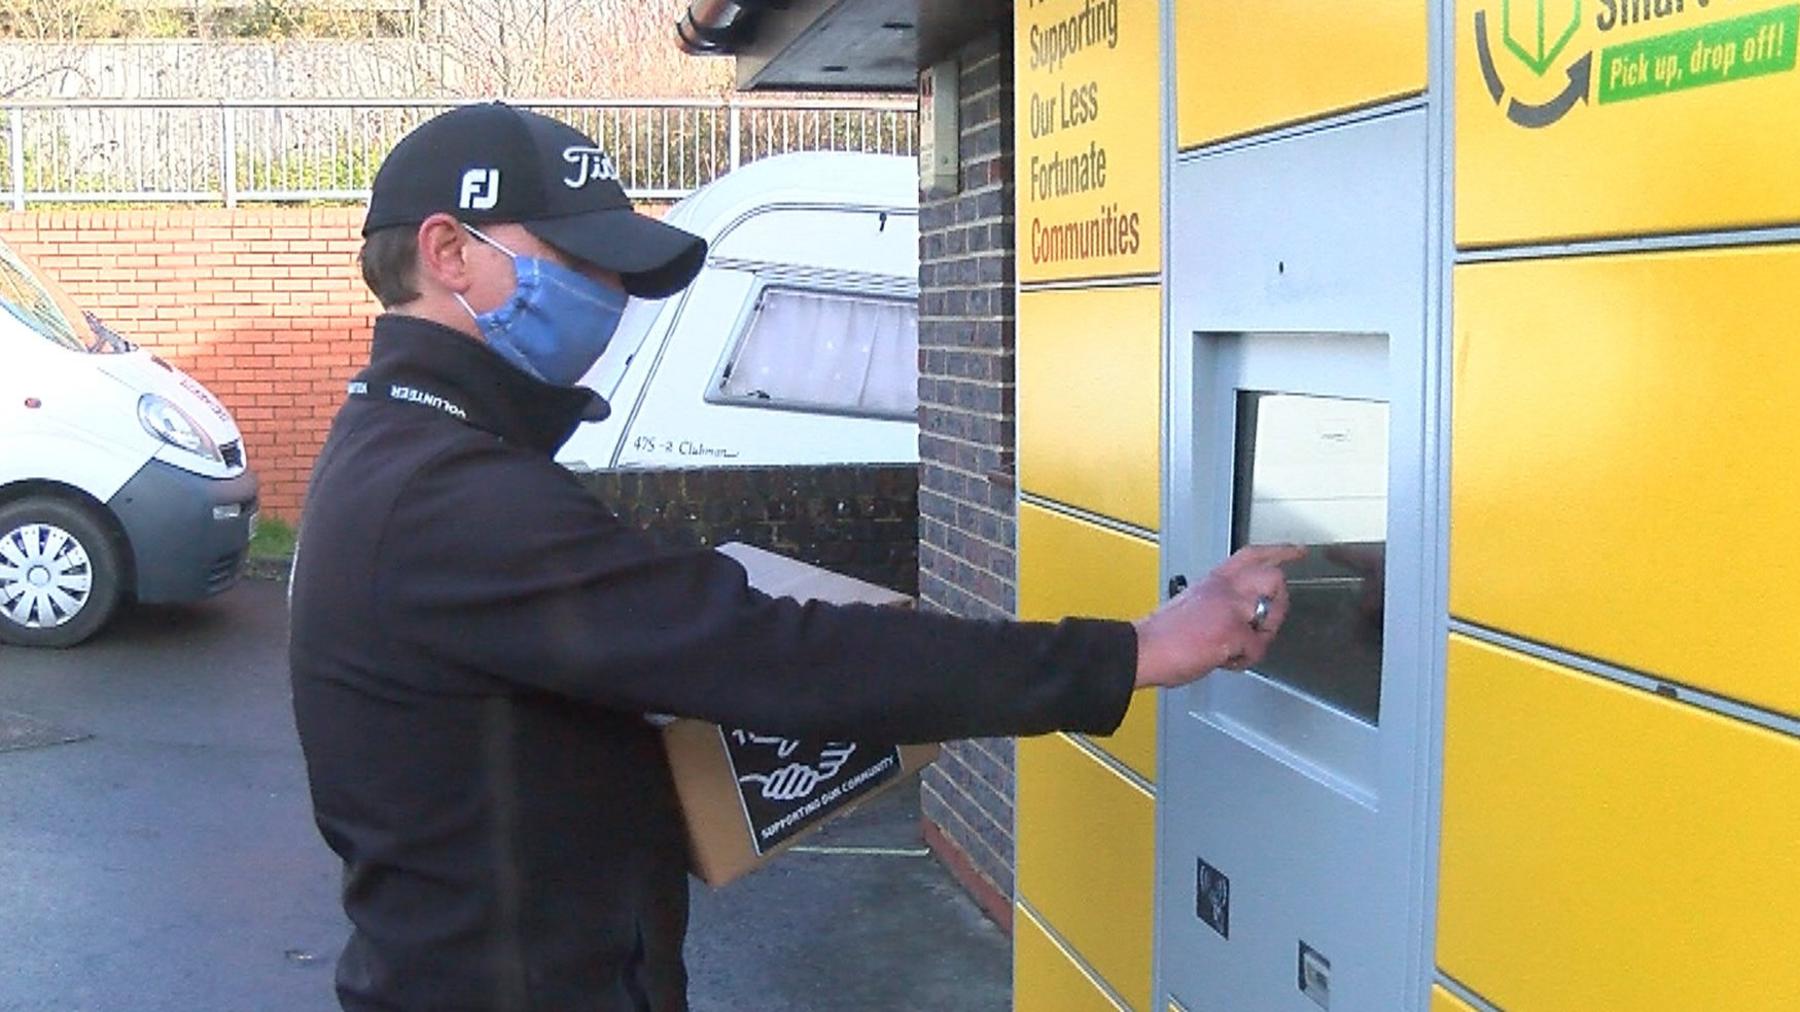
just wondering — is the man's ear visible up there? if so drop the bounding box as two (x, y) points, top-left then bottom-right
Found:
(415, 213), (474, 294)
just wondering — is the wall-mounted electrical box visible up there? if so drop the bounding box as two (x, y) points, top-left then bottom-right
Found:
(918, 59), (959, 198)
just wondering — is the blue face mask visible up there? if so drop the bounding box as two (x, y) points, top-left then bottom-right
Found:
(455, 224), (628, 386)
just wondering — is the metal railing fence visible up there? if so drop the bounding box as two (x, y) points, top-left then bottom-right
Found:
(0, 98), (919, 210)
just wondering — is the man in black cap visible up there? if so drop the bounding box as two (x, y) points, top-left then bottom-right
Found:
(289, 102), (1302, 1012)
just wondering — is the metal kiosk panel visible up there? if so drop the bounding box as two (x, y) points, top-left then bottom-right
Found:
(1159, 108), (1437, 1012)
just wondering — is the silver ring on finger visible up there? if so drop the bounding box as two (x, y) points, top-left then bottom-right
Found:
(1249, 594), (1272, 632)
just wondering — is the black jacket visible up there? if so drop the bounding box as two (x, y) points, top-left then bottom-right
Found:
(288, 314), (1138, 1011)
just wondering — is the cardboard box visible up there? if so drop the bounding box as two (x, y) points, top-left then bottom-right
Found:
(664, 542), (940, 887)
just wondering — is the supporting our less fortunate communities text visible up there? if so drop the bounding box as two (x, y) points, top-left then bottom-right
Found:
(1023, 0), (1144, 269)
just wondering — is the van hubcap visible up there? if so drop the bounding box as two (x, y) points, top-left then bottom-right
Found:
(0, 523), (93, 629)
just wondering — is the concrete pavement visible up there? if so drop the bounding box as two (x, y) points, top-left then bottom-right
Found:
(0, 580), (1008, 1012)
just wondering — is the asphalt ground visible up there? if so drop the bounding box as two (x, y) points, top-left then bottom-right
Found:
(0, 579), (1008, 1012)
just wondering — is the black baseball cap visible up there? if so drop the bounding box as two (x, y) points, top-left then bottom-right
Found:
(363, 102), (707, 299)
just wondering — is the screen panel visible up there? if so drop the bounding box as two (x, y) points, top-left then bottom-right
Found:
(1231, 392), (1389, 725)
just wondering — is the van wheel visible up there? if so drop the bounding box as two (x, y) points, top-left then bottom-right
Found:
(0, 497), (124, 648)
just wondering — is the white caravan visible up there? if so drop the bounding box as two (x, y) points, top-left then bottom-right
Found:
(557, 152), (921, 471)
(0, 238), (257, 647)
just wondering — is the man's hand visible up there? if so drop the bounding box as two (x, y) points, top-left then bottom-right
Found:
(1132, 544), (1307, 690)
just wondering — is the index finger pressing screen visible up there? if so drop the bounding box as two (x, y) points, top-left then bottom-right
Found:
(1230, 543), (1309, 570)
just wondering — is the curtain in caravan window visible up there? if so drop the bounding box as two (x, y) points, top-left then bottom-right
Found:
(720, 288), (919, 418)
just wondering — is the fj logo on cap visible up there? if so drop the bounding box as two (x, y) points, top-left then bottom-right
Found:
(562, 146), (620, 188)
(458, 167), (500, 210)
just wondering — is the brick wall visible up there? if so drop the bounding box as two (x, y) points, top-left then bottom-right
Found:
(915, 28), (1021, 931)
(0, 207), (379, 520)
(577, 465), (920, 595)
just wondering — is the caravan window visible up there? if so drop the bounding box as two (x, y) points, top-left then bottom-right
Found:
(714, 287), (918, 419)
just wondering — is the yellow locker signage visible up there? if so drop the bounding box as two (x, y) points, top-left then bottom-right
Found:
(1014, 0), (1162, 282)
(1458, 0), (1800, 244)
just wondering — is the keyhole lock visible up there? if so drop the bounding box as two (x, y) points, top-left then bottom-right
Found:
(1168, 575), (1189, 599)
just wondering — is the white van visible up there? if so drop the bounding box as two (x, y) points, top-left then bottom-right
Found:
(0, 238), (257, 647)
(558, 151), (920, 471)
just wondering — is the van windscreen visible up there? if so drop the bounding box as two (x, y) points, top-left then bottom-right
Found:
(0, 243), (99, 353)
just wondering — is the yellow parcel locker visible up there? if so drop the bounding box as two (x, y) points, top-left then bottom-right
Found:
(1015, 906), (1128, 1012)
(1019, 502), (1159, 780)
(1451, 248), (1800, 717)
(1439, 637), (1800, 1011)
(1176, 0), (1427, 148)
(1017, 732), (1155, 1011)
(1018, 285), (1162, 532)
(1430, 986), (1479, 1012)
(1456, 0), (1800, 244)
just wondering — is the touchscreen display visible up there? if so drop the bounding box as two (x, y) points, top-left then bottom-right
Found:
(1231, 392), (1388, 725)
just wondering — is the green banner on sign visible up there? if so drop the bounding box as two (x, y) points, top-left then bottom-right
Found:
(1598, 4), (1799, 104)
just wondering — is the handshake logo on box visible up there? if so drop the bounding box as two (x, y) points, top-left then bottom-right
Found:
(721, 728), (903, 853)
